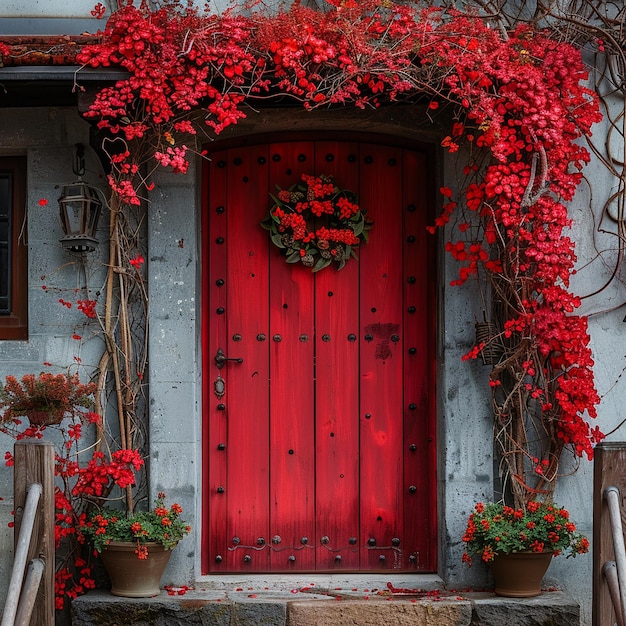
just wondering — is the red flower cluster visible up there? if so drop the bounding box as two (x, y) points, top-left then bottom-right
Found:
(423, 15), (604, 470)
(1, 382), (145, 611)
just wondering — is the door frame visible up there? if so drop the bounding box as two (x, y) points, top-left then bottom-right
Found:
(200, 130), (439, 575)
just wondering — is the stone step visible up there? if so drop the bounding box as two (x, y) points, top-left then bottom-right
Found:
(71, 588), (579, 626)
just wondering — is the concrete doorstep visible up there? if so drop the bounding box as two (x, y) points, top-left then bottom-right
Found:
(71, 584), (580, 626)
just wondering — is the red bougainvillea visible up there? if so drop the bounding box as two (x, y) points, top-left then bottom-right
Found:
(76, 1), (602, 505)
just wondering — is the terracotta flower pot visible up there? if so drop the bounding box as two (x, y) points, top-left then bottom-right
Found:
(489, 551), (553, 598)
(100, 541), (174, 598)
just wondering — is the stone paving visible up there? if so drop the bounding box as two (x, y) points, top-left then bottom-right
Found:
(72, 583), (580, 625)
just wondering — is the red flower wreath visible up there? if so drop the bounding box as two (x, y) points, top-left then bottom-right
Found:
(261, 173), (372, 271)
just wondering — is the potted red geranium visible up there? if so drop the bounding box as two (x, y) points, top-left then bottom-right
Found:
(462, 501), (589, 597)
(81, 493), (191, 598)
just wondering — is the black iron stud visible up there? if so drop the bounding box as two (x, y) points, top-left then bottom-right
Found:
(289, 555), (296, 562)
(216, 279), (225, 286)
(301, 537), (309, 545)
(258, 156), (266, 165)
(217, 486), (225, 493)
(286, 169), (292, 176)
(243, 555), (252, 563)
(273, 334), (282, 342)
(407, 235), (416, 243)
(326, 153), (334, 162)
(217, 160), (226, 168)
(272, 535), (282, 545)
(364, 156), (373, 164)
(348, 154), (357, 162)
(349, 537), (357, 545)
(217, 404), (225, 411)
(215, 555), (223, 562)
(322, 334), (331, 342)
(233, 537), (240, 544)
(391, 335), (400, 342)
(257, 538), (265, 546)
(328, 291), (333, 297)
(233, 157), (242, 165)
(409, 554), (417, 563)
(216, 205), (225, 213)
(409, 485), (417, 494)
(408, 306), (416, 313)
(371, 307), (376, 313)
(364, 334), (374, 342)
(368, 538), (376, 546)
(298, 154), (307, 162)
(216, 307), (225, 314)
(288, 449), (294, 455)
(409, 347), (417, 355)
(321, 536), (330, 544)
(218, 443), (226, 450)
(392, 538), (400, 547)
(283, 303), (288, 309)
(379, 555), (386, 562)
(272, 153), (281, 162)
(364, 413), (372, 420)
(233, 334), (242, 341)
(409, 444), (417, 452)
(335, 555), (342, 562)
(243, 176), (249, 183)
(407, 204), (416, 212)
(257, 334), (266, 341)
(409, 403), (417, 410)
(347, 334), (357, 342)
(407, 276), (416, 284)
(388, 158), (397, 166)
(299, 334), (308, 342)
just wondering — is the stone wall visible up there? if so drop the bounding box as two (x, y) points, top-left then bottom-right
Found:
(0, 99), (623, 626)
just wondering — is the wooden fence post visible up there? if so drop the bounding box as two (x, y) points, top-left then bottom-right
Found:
(593, 442), (626, 626)
(13, 440), (55, 626)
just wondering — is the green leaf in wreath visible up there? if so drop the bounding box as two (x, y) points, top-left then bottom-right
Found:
(286, 250), (302, 263)
(313, 256), (331, 272)
(271, 233), (287, 248)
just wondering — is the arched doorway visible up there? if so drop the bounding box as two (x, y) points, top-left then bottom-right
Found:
(201, 135), (437, 573)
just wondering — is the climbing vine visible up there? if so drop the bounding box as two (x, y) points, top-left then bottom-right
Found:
(5, 0), (618, 609)
(75, 0), (605, 509)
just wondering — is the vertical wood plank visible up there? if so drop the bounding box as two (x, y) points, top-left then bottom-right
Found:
(14, 440), (54, 626)
(592, 443), (626, 626)
(225, 145), (271, 571)
(402, 148), (433, 570)
(267, 141), (317, 571)
(359, 144), (405, 570)
(314, 141), (361, 570)
(206, 150), (230, 572)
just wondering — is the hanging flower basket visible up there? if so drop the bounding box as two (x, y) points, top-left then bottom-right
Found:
(261, 173), (372, 272)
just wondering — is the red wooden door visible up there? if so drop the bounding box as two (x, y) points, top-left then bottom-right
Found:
(202, 138), (436, 573)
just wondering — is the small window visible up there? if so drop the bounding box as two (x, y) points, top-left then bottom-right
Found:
(0, 157), (27, 340)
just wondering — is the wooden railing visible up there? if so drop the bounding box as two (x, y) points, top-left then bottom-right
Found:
(1, 440), (54, 626)
(594, 443), (626, 626)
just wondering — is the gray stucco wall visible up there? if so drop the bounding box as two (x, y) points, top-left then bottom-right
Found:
(0, 101), (620, 626)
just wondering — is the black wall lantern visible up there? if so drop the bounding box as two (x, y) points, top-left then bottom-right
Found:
(58, 144), (102, 253)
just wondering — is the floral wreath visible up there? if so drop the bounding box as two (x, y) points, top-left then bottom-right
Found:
(261, 173), (372, 271)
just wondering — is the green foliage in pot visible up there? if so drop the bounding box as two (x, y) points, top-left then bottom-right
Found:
(462, 501), (589, 566)
(81, 493), (190, 559)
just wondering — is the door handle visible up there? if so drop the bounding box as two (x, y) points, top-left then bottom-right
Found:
(215, 347), (243, 370)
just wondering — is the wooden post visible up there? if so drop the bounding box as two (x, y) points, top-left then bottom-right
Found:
(13, 440), (55, 626)
(593, 442), (626, 626)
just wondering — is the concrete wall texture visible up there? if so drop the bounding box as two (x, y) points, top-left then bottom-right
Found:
(0, 99), (622, 626)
